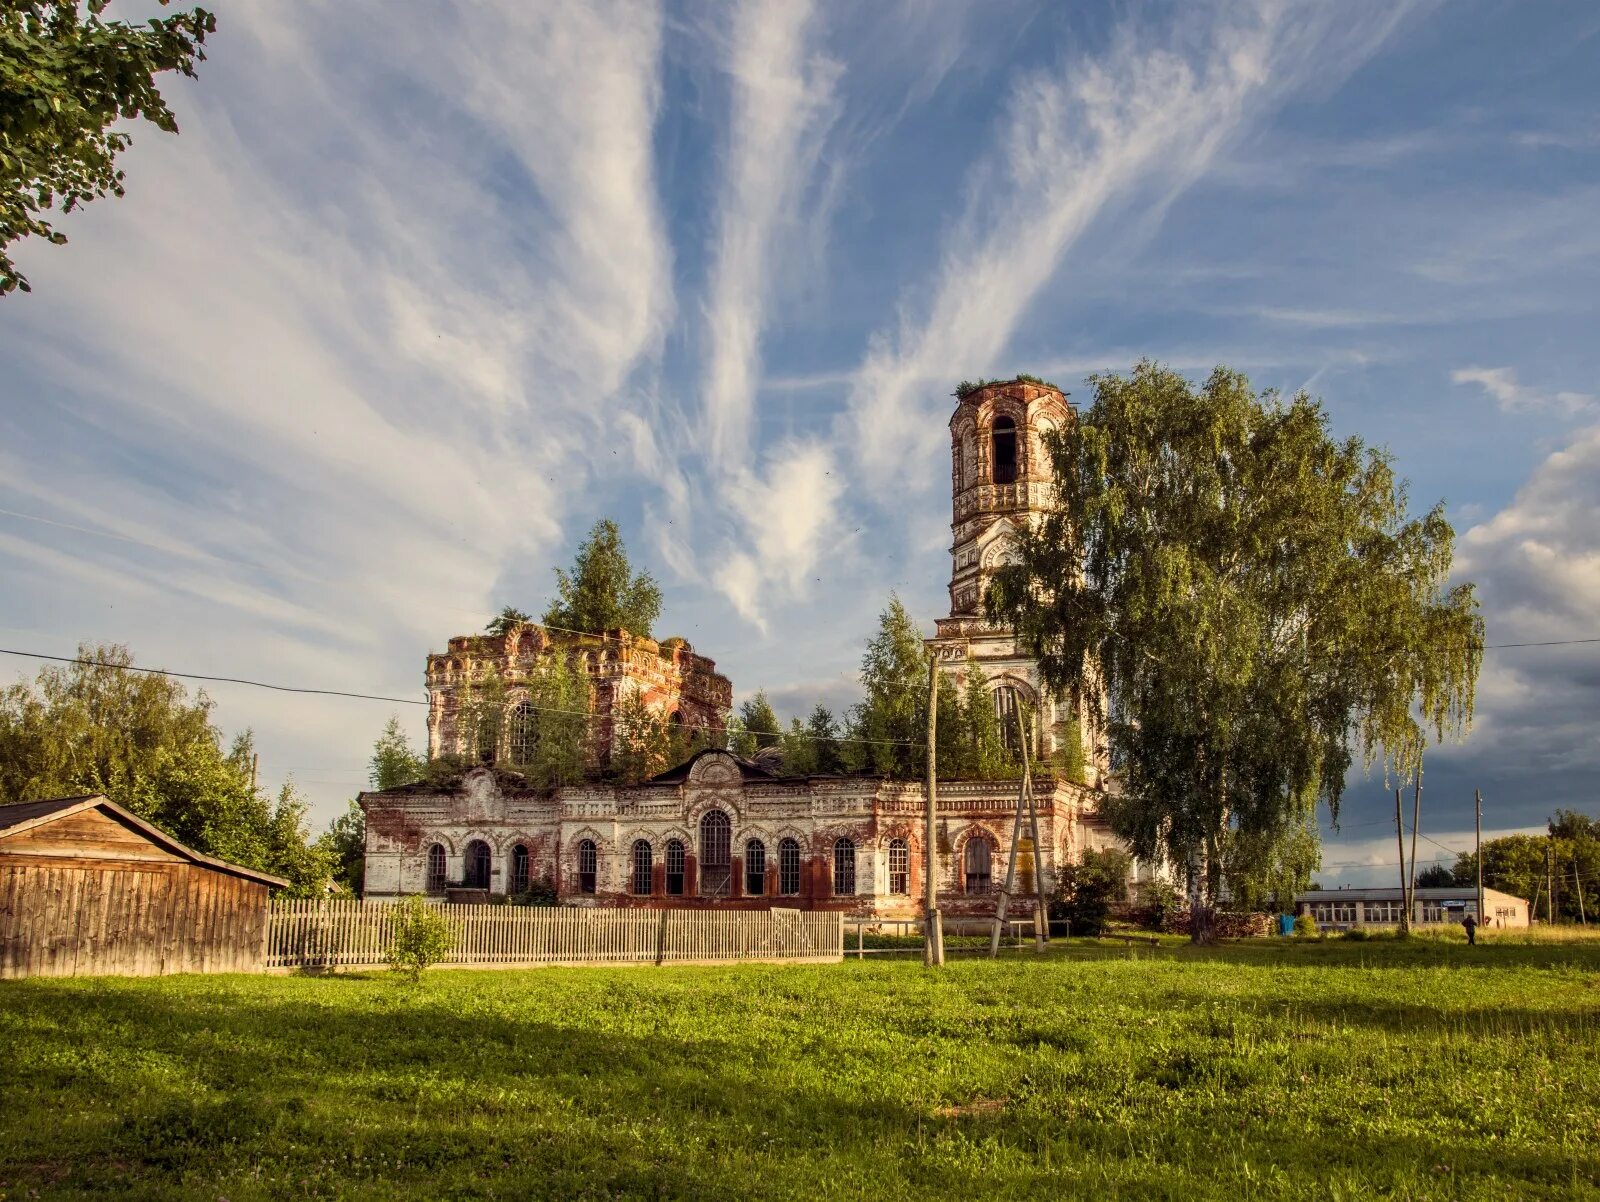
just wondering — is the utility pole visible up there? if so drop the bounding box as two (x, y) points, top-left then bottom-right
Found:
(1022, 722), (1049, 951)
(989, 705), (1031, 959)
(1394, 788), (1410, 935)
(923, 656), (944, 968)
(1408, 760), (1423, 923)
(1547, 841), (1556, 924)
(1575, 861), (1588, 926)
(1474, 789), (1484, 928)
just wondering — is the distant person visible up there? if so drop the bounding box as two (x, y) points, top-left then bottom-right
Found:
(1462, 913), (1478, 945)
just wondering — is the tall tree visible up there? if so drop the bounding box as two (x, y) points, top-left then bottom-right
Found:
(846, 594), (930, 778)
(803, 703), (846, 775)
(738, 690), (781, 751)
(320, 799), (366, 896)
(369, 716), (422, 791)
(990, 363), (1482, 938)
(1, 0), (215, 295)
(542, 519), (662, 638)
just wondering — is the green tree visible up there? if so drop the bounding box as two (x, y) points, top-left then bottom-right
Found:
(320, 799), (366, 896)
(484, 606), (532, 636)
(956, 661), (1015, 780)
(504, 653), (593, 787)
(542, 519), (662, 638)
(369, 716), (421, 791)
(1415, 864), (1455, 888)
(803, 703), (846, 774)
(781, 717), (815, 775)
(609, 693), (675, 784)
(991, 363), (1482, 940)
(1, 0), (215, 295)
(738, 691), (781, 751)
(1220, 816), (1320, 914)
(846, 594), (929, 778)
(0, 643), (327, 893)
(1454, 813), (1600, 922)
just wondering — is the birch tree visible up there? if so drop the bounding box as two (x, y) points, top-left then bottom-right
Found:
(989, 362), (1482, 938)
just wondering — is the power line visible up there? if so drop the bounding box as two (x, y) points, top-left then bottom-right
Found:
(0, 647), (924, 749)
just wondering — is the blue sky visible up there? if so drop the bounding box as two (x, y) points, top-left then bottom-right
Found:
(2, 1), (1597, 887)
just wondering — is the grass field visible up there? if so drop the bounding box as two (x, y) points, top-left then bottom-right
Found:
(2, 934), (1598, 1200)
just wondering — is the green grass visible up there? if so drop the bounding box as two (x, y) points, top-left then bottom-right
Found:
(2, 937), (1599, 1200)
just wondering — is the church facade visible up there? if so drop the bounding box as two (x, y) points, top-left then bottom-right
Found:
(359, 378), (1118, 915)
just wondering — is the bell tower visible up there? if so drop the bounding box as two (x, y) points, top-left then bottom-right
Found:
(926, 378), (1097, 781)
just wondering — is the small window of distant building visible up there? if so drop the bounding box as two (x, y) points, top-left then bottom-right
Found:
(992, 417), (1017, 484)
(745, 839), (766, 896)
(631, 840), (653, 896)
(833, 838), (857, 896)
(779, 837), (801, 896)
(426, 843), (446, 893)
(888, 838), (909, 895)
(665, 838), (686, 896)
(577, 839), (597, 895)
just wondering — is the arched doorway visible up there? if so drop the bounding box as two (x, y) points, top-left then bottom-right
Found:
(463, 839), (491, 890)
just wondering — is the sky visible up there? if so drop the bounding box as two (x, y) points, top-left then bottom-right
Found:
(1, 0), (1597, 889)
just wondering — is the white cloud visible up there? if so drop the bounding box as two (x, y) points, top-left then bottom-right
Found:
(701, 0), (840, 465)
(841, 0), (1419, 494)
(1451, 366), (1594, 415)
(0, 1), (674, 820)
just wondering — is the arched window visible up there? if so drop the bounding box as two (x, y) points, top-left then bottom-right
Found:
(700, 811), (732, 897)
(510, 843), (530, 894)
(994, 685), (1022, 753)
(964, 837), (993, 894)
(577, 839), (597, 895)
(745, 839), (766, 896)
(507, 700), (537, 764)
(833, 838), (857, 896)
(779, 837), (801, 896)
(631, 839), (653, 896)
(665, 838), (686, 896)
(992, 417), (1017, 484)
(425, 843), (446, 893)
(464, 839), (491, 889)
(888, 838), (909, 895)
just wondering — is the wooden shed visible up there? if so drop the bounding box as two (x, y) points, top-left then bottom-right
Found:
(0, 794), (287, 979)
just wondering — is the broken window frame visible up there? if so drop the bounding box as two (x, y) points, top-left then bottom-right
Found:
(745, 839), (766, 896)
(425, 843), (447, 893)
(631, 839), (653, 896)
(700, 810), (732, 897)
(665, 838), (686, 896)
(778, 837), (801, 896)
(833, 837), (857, 896)
(577, 838), (597, 895)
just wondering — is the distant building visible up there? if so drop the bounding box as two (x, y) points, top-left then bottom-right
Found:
(1294, 886), (1530, 931)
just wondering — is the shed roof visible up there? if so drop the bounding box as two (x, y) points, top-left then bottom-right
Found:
(0, 795), (289, 888)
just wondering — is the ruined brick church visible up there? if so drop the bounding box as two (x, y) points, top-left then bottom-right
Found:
(360, 379), (1117, 916)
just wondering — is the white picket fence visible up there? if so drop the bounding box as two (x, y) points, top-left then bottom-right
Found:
(266, 900), (843, 971)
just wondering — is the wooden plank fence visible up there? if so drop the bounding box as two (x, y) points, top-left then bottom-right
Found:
(266, 900), (843, 971)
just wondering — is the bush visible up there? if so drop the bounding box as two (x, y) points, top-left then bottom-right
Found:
(387, 896), (454, 982)
(510, 877), (559, 907)
(1050, 848), (1132, 937)
(1293, 913), (1317, 938)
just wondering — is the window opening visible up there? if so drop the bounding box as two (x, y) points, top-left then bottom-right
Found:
(507, 700), (537, 764)
(993, 685), (1022, 753)
(510, 843), (530, 894)
(665, 838), (686, 896)
(833, 838), (857, 896)
(992, 417), (1017, 484)
(577, 839), (597, 895)
(426, 843), (446, 893)
(888, 837), (909, 895)
(779, 837), (801, 896)
(964, 837), (993, 894)
(745, 839), (766, 896)
(631, 840), (653, 896)
(463, 839), (491, 889)
(700, 810), (732, 897)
